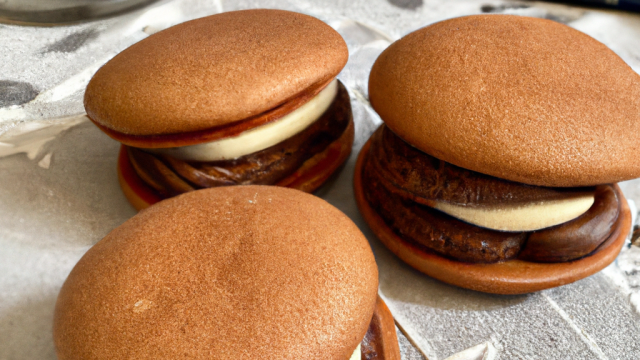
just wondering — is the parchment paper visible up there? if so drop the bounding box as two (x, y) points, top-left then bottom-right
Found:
(2, 1), (640, 359)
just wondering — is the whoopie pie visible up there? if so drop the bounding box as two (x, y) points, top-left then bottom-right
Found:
(85, 10), (353, 210)
(54, 186), (400, 359)
(356, 15), (640, 294)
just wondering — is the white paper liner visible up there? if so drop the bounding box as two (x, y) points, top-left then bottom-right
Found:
(2, 1), (640, 359)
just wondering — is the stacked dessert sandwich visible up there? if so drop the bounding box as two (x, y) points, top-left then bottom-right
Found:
(355, 15), (640, 294)
(85, 10), (354, 210)
(54, 186), (400, 359)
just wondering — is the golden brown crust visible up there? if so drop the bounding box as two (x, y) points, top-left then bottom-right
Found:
(117, 118), (354, 211)
(117, 147), (163, 210)
(54, 186), (378, 359)
(85, 9), (348, 137)
(355, 138), (630, 294)
(362, 296), (402, 360)
(369, 15), (640, 187)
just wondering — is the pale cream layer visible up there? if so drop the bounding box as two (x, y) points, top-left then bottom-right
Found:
(432, 193), (595, 232)
(350, 343), (361, 360)
(145, 79), (338, 162)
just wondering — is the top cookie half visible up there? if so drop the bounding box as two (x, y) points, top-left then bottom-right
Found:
(369, 15), (640, 187)
(85, 9), (348, 136)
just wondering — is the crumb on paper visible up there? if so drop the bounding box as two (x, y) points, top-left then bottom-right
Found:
(38, 152), (52, 169)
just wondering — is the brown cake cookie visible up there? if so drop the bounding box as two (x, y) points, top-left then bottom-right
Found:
(369, 15), (640, 187)
(85, 10), (354, 209)
(54, 186), (400, 359)
(359, 15), (639, 294)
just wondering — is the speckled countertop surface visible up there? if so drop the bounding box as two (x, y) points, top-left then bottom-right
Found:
(1, 1), (640, 359)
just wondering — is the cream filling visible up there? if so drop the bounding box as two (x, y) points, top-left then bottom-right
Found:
(432, 194), (595, 232)
(349, 343), (361, 360)
(145, 79), (338, 162)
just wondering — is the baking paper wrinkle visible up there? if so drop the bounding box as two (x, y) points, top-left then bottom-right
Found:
(443, 342), (496, 360)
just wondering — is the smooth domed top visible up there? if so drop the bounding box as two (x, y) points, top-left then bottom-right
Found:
(85, 9), (348, 136)
(54, 186), (378, 359)
(369, 15), (640, 187)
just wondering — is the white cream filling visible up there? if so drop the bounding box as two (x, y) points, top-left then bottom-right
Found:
(349, 343), (361, 360)
(145, 79), (338, 162)
(432, 193), (595, 232)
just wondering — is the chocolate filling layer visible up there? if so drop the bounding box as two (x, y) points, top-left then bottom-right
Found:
(519, 185), (620, 262)
(127, 82), (352, 198)
(370, 126), (594, 206)
(363, 126), (619, 264)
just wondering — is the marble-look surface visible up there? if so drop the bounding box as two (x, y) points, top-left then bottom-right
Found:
(1, 1), (640, 359)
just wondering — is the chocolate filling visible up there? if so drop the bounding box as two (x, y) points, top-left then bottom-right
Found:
(363, 126), (620, 264)
(364, 161), (527, 263)
(519, 185), (620, 262)
(370, 125), (594, 206)
(127, 82), (352, 198)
